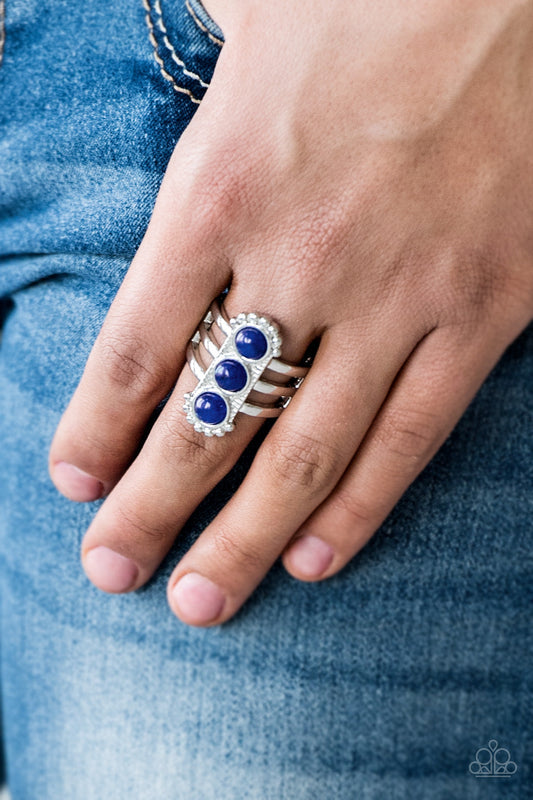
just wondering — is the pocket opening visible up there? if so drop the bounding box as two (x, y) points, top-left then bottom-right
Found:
(185, 0), (224, 46)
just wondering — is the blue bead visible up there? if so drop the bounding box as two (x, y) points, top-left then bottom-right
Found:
(194, 391), (228, 425)
(214, 359), (248, 392)
(235, 326), (268, 360)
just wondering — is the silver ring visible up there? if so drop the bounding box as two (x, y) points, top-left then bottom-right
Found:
(183, 295), (312, 436)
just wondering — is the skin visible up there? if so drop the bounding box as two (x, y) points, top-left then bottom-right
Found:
(48, 0), (533, 627)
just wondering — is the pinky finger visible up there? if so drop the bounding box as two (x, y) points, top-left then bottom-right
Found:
(282, 323), (512, 582)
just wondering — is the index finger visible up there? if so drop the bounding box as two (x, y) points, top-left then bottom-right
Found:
(48, 189), (231, 501)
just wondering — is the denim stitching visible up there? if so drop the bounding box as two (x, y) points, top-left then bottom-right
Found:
(152, 0), (210, 88)
(0, 0), (5, 66)
(185, 0), (223, 48)
(143, 0), (201, 105)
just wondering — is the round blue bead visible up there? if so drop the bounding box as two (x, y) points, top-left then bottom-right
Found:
(214, 359), (248, 392)
(194, 391), (228, 425)
(235, 326), (268, 360)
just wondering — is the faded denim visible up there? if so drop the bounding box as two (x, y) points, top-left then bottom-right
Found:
(0, 1), (531, 798)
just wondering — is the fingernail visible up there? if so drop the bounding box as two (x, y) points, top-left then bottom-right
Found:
(52, 462), (104, 502)
(84, 546), (139, 593)
(287, 535), (334, 578)
(172, 573), (226, 624)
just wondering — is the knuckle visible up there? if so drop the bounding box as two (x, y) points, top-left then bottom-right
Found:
(375, 406), (438, 465)
(111, 501), (172, 547)
(435, 245), (514, 328)
(211, 524), (265, 574)
(186, 173), (234, 241)
(181, 140), (260, 239)
(267, 429), (339, 495)
(283, 203), (352, 286)
(331, 489), (376, 528)
(155, 410), (223, 474)
(70, 426), (125, 466)
(97, 329), (167, 400)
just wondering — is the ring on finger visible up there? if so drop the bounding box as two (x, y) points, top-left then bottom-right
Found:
(183, 292), (313, 436)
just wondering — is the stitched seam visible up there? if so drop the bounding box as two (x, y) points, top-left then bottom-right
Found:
(153, 0), (210, 88)
(143, 0), (201, 105)
(0, 0), (5, 66)
(185, 0), (223, 48)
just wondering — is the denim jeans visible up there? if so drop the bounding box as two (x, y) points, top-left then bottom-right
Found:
(0, 1), (531, 798)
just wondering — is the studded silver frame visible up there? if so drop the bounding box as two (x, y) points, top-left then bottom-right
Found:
(183, 312), (283, 437)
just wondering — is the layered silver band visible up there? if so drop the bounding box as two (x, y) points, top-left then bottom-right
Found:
(183, 296), (312, 436)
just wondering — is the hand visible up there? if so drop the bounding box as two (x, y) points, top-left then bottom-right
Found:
(49, 0), (533, 626)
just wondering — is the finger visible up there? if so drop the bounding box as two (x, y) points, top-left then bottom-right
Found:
(79, 286), (316, 593)
(48, 168), (231, 503)
(282, 322), (512, 581)
(165, 317), (424, 626)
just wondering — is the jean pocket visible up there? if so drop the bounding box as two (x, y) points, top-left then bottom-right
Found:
(185, 0), (224, 47)
(143, 0), (223, 106)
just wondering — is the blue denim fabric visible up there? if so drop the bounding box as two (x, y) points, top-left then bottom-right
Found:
(0, 1), (531, 798)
